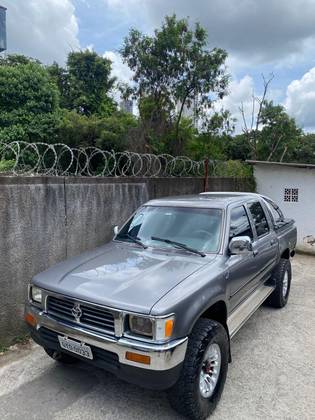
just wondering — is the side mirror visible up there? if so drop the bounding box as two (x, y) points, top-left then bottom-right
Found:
(229, 236), (252, 255)
(113, 225), (119, 235)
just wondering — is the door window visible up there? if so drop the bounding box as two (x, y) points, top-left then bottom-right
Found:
(229, 206), (253, 239)
(248, 201), (269, 237)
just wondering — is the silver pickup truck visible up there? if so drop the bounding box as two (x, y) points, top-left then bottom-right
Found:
(25, 192), (297, 419)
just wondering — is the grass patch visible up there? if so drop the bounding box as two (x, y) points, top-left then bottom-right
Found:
(0, 334), (30, 354)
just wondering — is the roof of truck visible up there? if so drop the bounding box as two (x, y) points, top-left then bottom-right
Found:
(145, 192), (262, 209)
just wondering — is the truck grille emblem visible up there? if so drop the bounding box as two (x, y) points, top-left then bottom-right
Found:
(71, 303), (82, 322)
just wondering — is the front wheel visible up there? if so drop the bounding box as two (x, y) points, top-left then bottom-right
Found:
(168, 318), (229, 420)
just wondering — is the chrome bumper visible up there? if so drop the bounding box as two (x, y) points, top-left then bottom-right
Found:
(26, 304), (188, 371)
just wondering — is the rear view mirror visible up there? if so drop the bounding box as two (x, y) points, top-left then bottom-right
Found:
(229, 236), (252, 255)
(113, 225), (119, 235)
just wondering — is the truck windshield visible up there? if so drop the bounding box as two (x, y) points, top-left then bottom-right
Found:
(116, 206), (223, 253)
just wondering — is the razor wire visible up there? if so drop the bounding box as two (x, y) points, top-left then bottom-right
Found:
(0, 141), (224, 177)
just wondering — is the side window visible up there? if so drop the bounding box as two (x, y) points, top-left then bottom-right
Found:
(248, 201), (269, 237)
(229, 206), (253, 239)
(263, 198), (283, 224)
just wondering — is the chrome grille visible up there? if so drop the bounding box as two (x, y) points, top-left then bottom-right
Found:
(46, 295), (116, 335)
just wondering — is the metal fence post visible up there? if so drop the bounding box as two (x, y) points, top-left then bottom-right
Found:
(204, 158), (209, 192)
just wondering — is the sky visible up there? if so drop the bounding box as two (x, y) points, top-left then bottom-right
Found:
(2, 0), (315, 132)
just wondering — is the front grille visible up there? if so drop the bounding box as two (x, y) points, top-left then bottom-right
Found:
(46, 295), (116, 335)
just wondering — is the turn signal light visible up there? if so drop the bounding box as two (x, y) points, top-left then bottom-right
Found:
(125, 351), (151, 365)
(24, 313), (37, 327)
(165, 319), (174, 338)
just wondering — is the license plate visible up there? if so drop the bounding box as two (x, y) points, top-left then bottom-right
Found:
(58, 335), (93, 360)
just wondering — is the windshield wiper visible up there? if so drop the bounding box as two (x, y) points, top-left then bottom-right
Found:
(117, 233), (148, 249)
(151, 236), (206, 257)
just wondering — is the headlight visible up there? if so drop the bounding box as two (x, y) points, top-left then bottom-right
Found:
(129, 315), (174, 341)
(30, 286), (42, 304)
(129, 315), (153, 337)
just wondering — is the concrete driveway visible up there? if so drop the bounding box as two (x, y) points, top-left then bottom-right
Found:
(1, 254), (314, 420)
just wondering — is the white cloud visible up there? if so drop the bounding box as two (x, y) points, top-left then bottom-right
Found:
(213, 75), (255, 133)
(103, 50), (133, 84)
(1, 0), (80, 64)
(285, 68), (315, 130)
(103, 50), (134, 105)
(104, 0), (315, 67)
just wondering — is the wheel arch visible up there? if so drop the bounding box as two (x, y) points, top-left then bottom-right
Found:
(281, 248), (290, 259)
(200, 300), (228, 328)
(191, 299), (231, 362)
(281, 248), (295, 259)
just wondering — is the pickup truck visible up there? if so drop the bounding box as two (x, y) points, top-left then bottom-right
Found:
(25, 192), (297, 420)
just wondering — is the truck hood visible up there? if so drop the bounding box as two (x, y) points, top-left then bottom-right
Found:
(33, 241), (214, 314)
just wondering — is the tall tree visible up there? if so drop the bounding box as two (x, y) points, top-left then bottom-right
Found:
(120, 15), (229, 151)
(258, 101), (302, 162)
(0, 55), (60, 144)
(239, 75), (302, 162)
(48, 50), (116, 116)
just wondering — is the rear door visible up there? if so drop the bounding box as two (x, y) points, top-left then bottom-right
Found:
(226, 204), (259, 310)
(247, 199), (278, 286)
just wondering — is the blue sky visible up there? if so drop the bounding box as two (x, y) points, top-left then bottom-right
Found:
(73, 0), (312, 90)
(3, 0), (315, 131)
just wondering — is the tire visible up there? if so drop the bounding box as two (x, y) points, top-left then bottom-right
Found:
(44, 348), (79, 364)
(266, 258), (291, 308)
(168, 318), (229, 420)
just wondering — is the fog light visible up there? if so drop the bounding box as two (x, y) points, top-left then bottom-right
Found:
(125, 351), (151, 365)
(25, 313), (37, 327)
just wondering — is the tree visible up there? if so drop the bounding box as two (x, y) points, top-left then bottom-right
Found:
(0, 56), (60, 144)
(239, 74), (274, 160)
(48, 50), (116, 116)
(286, 133), (315, 164)
(121, 15), (229, 150)
(186, 110), (234, 160)
(239, 74), (302, 162)
(58, 109), (138, 151)
(258, 101), (302, 162)
(224, 134), (252, 161)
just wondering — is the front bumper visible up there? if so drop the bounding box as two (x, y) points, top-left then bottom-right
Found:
(25, 304), (188, 389)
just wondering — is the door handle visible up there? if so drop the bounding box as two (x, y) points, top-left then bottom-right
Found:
(253, 250), (259, 256)
(270, 239), (276, 245)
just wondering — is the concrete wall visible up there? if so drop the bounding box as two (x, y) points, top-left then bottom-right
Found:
(0, 175), (252, 345)
(253, 164), (315, 254)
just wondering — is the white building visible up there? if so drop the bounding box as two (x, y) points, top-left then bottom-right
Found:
(249, 161), (315, 254)
(119, 99), (133, 114)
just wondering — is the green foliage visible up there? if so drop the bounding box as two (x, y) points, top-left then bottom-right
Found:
(121, 14), (229, 149)
(214, 160), (253, 177)
(58, 109), (138, 151)
(0, 54), (41, 66)
(224, 134), (252, 161)
(0, 159), (15, 172)
(0, 56), (60, 144)
(186, 110), (235, 160)
(286, 133), (315, 163)
(48, 50), (116, 116)
(257, 101), (302, 162)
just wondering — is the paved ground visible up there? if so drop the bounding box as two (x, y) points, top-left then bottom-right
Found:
(0, 254), (314, 420)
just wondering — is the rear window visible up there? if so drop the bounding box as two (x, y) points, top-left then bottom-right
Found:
(248, 201), (270, 237)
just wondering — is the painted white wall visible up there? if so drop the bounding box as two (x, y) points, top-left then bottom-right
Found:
(253, 164), (315, 254)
